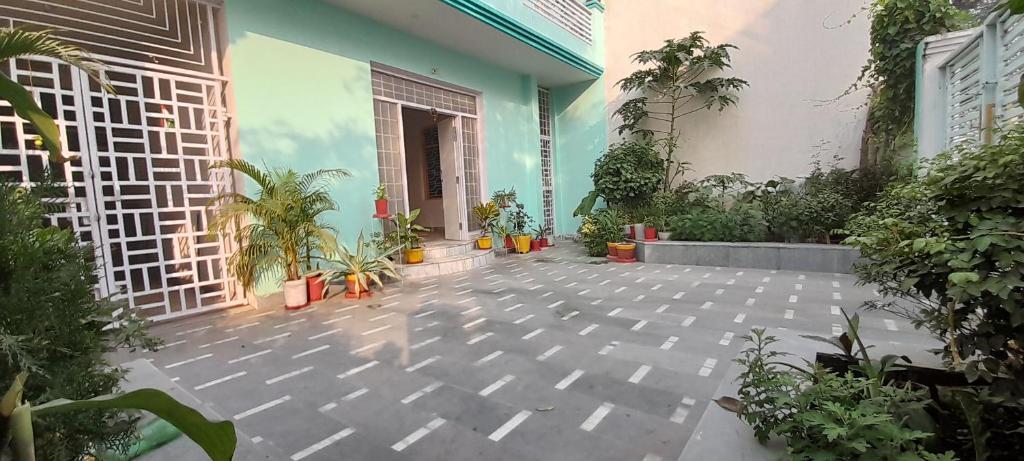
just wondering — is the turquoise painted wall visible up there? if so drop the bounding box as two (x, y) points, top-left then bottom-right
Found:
(551, 77), (607, 236)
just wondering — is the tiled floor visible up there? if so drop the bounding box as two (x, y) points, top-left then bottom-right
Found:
(127, 243), (930, 461)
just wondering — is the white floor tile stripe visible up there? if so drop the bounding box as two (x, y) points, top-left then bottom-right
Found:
(401, 382), (443, 404)
(699, 358), (718, 377)
(273, 319), (307, 329)
(362, 324), (393, 336)
(555, 369), (584, 390)
(789, 295), (799, 303)
(350, 341), (384, 355)
(719, 332), (735, 346)
(504, 303), (525, 312)
(655, 304), (670, 313)
(370, 312), (395, 322)
(561, 310), (580, 320)
(681, 316), (696, 327)
(831, 324), (843, 336)
(537, 345), (563, 361)
(308, 328), (344, 340)
(461, 306), (483, 315)
(411, 336), (441, 350)
(338, 361), (379, 379)
(670, 397), (697, 424)
(467, 332), (493, 344)
(406, 356), (441, 372)
(479, 375), (515, 397)
(522, 329), (544, 340)
(195, 371), (247, 390)
(580, 402), (614, 431)
(290, 428), (355, 460)
(830, 305), (841, 316)
(489, 410), (531, 441)
(734, 313), (746, 323)
(884, 319), (899, 331)
(660, 336), (679, 350)
(745, 298), (756, 306)
(199, 336), (238, 349)
(784, 309), (795, 320)
(228, 350), (271, 364)
(463, 318), (487, 329)
(578, 324), (598, 336)
(342, 387), (368, 401)
(673, 291), (685, 299)
(414, 309), (436, 318)
(513, 314), (534, 324)
(234, 395), (290, 420)
(266, 366), (313, 385)
(607, 307), (623, 317)
(700, 302), (713, 310)
(322, 315), (352, 325)
(546, 300), (564, 309)
(631, 320), (648, 331)
(392, 418), (445, 452)
(628, 365), (652, 384)
(165, 353), (212, 369)
(292, 345), (331, 359)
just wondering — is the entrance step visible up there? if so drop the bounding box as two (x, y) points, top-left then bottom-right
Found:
(422, 239), (476, 260)
(397, 247), (495, 280)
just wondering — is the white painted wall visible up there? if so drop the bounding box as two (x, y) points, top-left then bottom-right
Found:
(604, 0), (872, 181)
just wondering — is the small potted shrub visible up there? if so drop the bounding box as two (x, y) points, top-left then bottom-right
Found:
(508, 203), (534, 254)
(321, 232), (401, 299)
(642, 216), (658, 241)
(531, 225), (549, 251)
(652, 215), (671, 240)
(390, 209), (428, 264)
(472, 201), (499, 249)
(494, 223), (515, 250)
(491, 188), (517, 209)
(373, 184), (389, 218)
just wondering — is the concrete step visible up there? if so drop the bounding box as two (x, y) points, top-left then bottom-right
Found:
(422, 239), (478, 260)
(397, 248), (495, 280)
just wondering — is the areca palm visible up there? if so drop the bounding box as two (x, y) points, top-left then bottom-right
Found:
(208, 159), (350, 292)
(0, 27), (113, 163)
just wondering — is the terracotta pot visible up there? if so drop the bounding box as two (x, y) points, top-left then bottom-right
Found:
(628, 226), (636, 240)
(644, 227), (657, 240)
(373, 198), (389, 217)
(607, 242), (618, 257)
(658, 231), (671, 241)
(477, 236), (493, 249)
(504, 235), (516, 249)
(306, 273), (326, 302)
(404, 247), (424, 264)
(540, 237), (550, 247)
(513, 235), (531, 254)
(284, 278), (309, 310)
(616, 243), (636, 261)
(345, 274), (371, 299)
(530, 239), (542, 251)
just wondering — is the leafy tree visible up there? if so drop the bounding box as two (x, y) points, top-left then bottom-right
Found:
(591, 141), (664, 208)
(0, 180), (158, 459)
(614, 31), (747, 190)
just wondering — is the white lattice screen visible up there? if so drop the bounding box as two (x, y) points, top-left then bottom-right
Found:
(538, 87), (555, 231)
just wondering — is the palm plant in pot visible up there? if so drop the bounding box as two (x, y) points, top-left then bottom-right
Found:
(472, 201), (499, 250)
(321, 232), (401, 299)
(209, 159), (349, 310)
(389, 209), (428, 264)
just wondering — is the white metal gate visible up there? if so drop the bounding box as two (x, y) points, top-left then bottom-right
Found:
(0, 0), (242, 320)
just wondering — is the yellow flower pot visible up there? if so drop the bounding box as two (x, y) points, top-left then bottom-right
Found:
(513, 235), (531, 254)
(404, 247), (424, 264)
(477, 236), (493, 250)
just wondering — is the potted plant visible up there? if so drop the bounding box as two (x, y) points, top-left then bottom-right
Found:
(472, 201), (499, 249)
(652, 214), (672, 240)
(209, 159), (349, 310)
(321, 232), (401, 299)
(508, 203), (534, 254)
(616, 241), (637, 261)
(373, 184), (389, 218)
(607, 242), (619, 257)
(491, 187), (517, 209)
(390, 209), (428, 264)
(533, 224), (552, 247)
(494, 223), (514, 250)
(642, 216), (658, 241)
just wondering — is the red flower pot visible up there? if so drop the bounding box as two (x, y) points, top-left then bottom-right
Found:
(374, 199), (389, 217)
(504, 235), (516, 249)
(644, 227), (657, 240)
(628, 226), (636, 240)
(345, 274), (371, 299)
(540, 237), (550, 247)
(306, 273), (326, 302)
(530, 239), (542, 252)
(607, 242), (618, 257)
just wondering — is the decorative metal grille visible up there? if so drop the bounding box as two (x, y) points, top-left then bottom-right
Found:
(461, 117), (482, 231)
(372, 72), (477, 115)
(538, 87), (555, 231)
(998, 13), (1024, 125)
(524, 0), (593, 44)
(0, 1), (242, 320)
(424, 126), (442, 199)
(946, 38), (983, 147)
(372, 99), (407, 217)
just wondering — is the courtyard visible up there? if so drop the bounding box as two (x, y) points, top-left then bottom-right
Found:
(129, 243), (931, 461)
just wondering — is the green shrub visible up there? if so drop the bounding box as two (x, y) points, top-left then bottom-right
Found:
(592, 141), (664, 208)
(578, 208), (625, 256)
(0, 180), (156, 459)
(668, 203), (765, 242)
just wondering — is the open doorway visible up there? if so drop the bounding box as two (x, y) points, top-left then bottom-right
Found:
(401, 107), (464, 241)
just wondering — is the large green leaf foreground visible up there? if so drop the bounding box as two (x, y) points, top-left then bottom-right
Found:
(33, 388), (237, 461)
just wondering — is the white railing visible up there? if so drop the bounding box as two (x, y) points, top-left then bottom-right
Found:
(524, 0), (593, 44)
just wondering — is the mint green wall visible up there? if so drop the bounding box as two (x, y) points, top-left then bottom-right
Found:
(551, 77), (607, 236)
(473, 0), (600, 64)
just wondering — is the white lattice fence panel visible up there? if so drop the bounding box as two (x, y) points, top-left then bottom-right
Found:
(946, 38), (983, 147)
(998, 14), (1024, 127)
(524, 0), (593, 44)
(83, 67), (240, 319)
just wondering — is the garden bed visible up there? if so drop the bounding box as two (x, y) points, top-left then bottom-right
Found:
(634, 240), (860, 274)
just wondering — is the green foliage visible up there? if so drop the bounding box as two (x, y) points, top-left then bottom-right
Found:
(471, 201), (500, 236)
(490, 188), (517, 208)
(507, 203), (535, 235)
(726, 330), (956, 461)
(373, 184), (387, 200)
(578, 208), (624, 256)
(592, 141), (664, 208)
(0, 181), (158, 460)
(845, 126), (1024, 397)
(573, 190), (601, 218)
(668, 203), (766, 242)
(615, 31), (748, 190)
(859, 0), (970, 165)
(209, 159), (349, 288)
(321, 232), (401, 297)
(388, 209), (428, 250)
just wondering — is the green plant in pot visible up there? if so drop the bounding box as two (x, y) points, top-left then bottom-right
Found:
(533, 224), (552, 248)
(471, 201), (499, 250)
(373, 184), (389, 217)
(508, 203), (535, 254)
(209, 159), (349, 309)
(321, 232), (401, 299)
(491, 188), (518, 209)
(389, 209), (428, 264)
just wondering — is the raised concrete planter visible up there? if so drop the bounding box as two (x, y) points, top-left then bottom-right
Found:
(636, 240), (860, 274)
